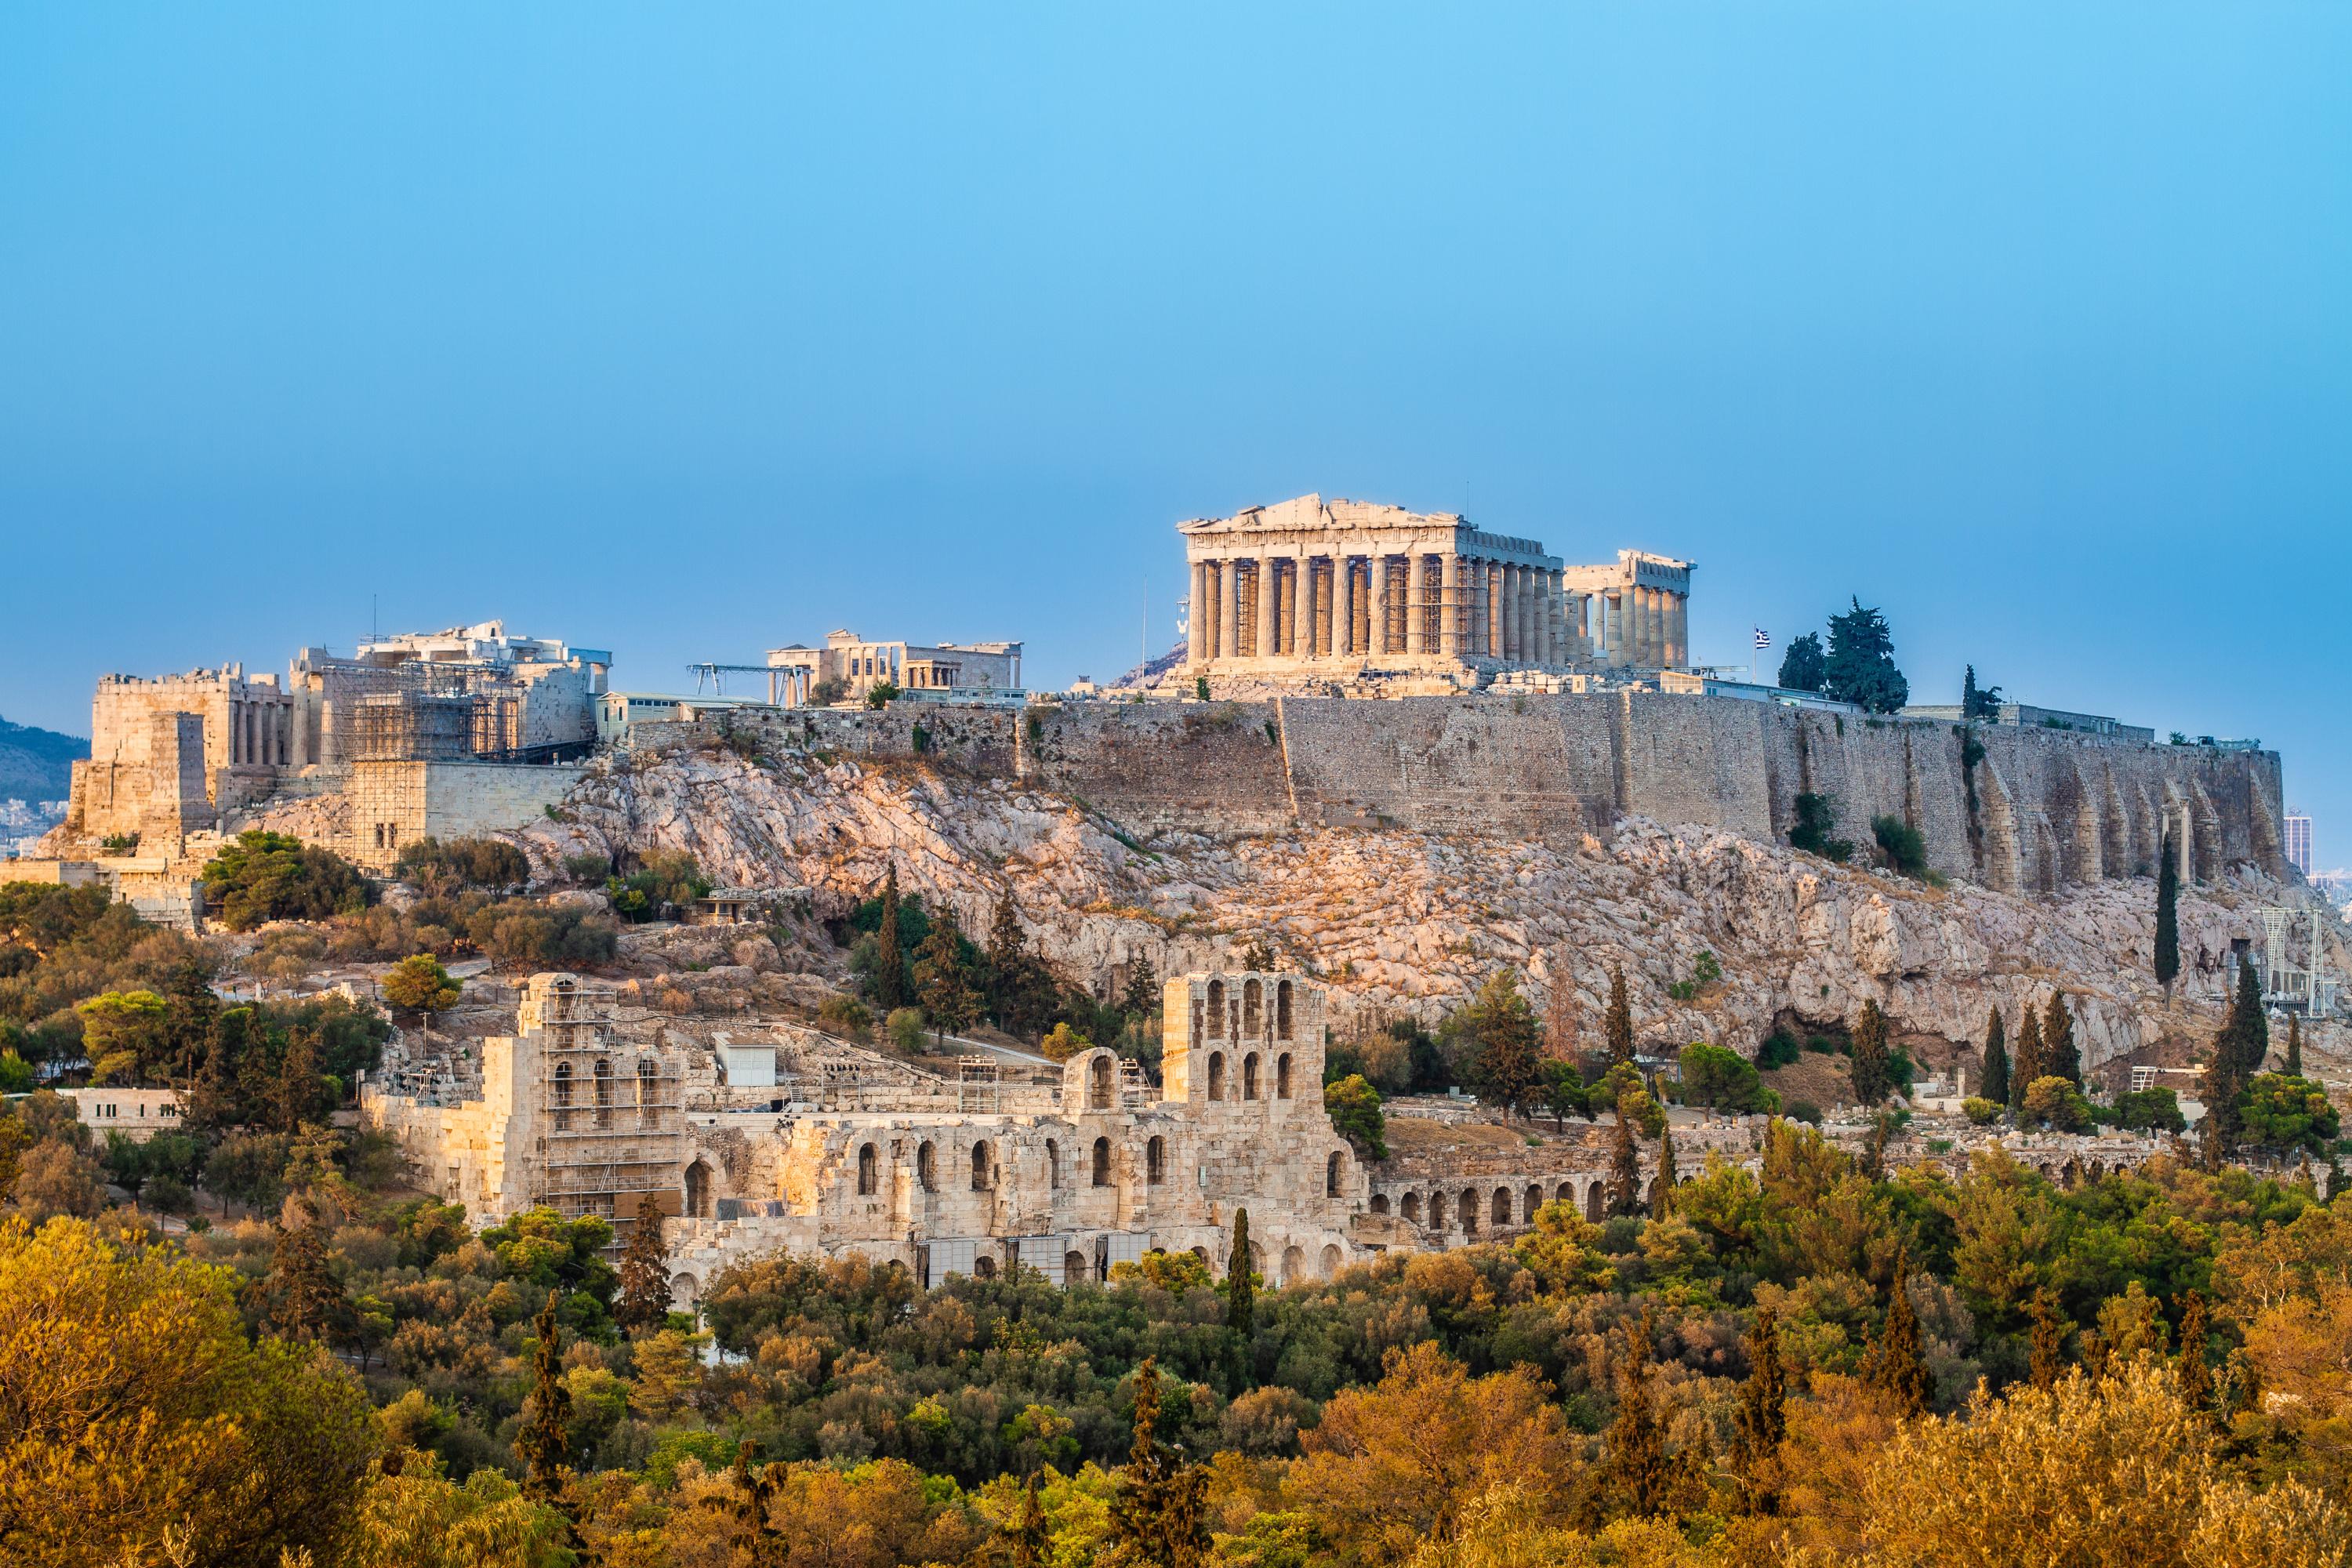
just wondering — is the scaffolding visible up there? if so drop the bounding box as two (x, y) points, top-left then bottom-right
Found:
(957, 1055), (1000, 1114)
(2261, 906), (2340, 1015)
(532, 978), (683, 1243)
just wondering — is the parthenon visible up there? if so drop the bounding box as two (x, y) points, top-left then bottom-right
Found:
(1180, 495), (1693, 681)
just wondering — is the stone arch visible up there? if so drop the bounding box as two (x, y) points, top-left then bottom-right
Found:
(552, 1060), (574, 1130)
(1189, 1244), (1211, 1274)
(1370, 1192), (1391, 1215)
(1277, 980), (1294, 1040)
(637, 1057), (660, 1128)
(1243, 1053), (1261, 1101)
(917, 1140), (938, 1192)
(1208, 1052), (1227, 1102)
(1327, 1150), (1344, 1196)
(1280, 1243), (1305, 1285)
(1401, 1191), (1423, 1225)
(1524, 1185), (1544, 1222)
(670, 1271), (700, 1308)
(593, 1058), (614, 1127)
(1492, 1187), (1512, 1225)
(973, 1254), (996, 1281)
(1584, 1181), (1605, 1222)
(1459, 1190), (1479, 1234)
(1088, 1054), (1114, 1111)
(1243, 978), (1263, 1037)
(971, 1139), (996, 1191)
(1091, 1136), (1112, 1187)
(684, 1158), (712, 1218)
(1207, 980), (1226, 1036)
(1319, 1242), (1341, 1279)
(856, 1142), (879, 1196)
(1043, 1138), (1058, 1189)
(1147, 1135), (1167, 1185)
(1555, 1181), (1574, 1207)
(1277, 1053), (1294, 1099)
(1063, 1250), (1089, 1287)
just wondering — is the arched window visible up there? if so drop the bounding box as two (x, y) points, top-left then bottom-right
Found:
(1319, 1243), (1341, 1279)
(1401, 1192), (1422, 1224)
(1064, 1250), (1089, 1287)
(1279, 1244), (1303, 1285)
(1585, 1182), (1605, 1222)
(1492, 1188), (1512, 1225)
(1276, 980), (1294, 1040)
(1207, 1052), (1226, 1102)
(684, 1159), (712, 1219)
(1088, 1054), (1113, 1111)
(637, 1058), (659, 1128)
(1242, 978), (1262, 1038)
(1147, 1135), (1166, 1185)
(1525, 1185), (1543, 1222)
(1459, 1190), (1479, 1234)
(1206, 980), (1225, 1036)
(1555, 1181), (1574, 1207)
(1276, 1053), (1294, 1099)
(1370, 1192), (1391, 1215)
(1243, 1054), (1260, 1101)
(857, 1142), (879, 1196)
(552, 1062), (573, 1131)
(1327, 1150), (1344, 1196)
(971, 1140), (995, 1191)
(1045, 1138), (1060, 1189)
(973, 1254), (996, 1281)
(1091, 1136), (1111, 1188)
(917, 1141), (938, 1192)
(593, 1058), (613, 1128)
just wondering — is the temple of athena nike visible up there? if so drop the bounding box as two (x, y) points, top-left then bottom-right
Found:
(1179, 494), (1693, 685)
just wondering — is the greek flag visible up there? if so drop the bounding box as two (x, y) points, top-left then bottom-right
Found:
(1753, 627), (1771, 650)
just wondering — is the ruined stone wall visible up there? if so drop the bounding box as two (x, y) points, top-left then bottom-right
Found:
(340, 760), (586, 868)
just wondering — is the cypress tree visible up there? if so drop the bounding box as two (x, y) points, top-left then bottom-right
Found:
(267, 1200), (346, 1344)
(1849, 998), (1892, 1106)
(1866, 1252), (1933, 1418)
(615, 1191), (673, 1336)
(2010, 1006), (2045, 1110)
(1651, 1131), (1677, 1219)
(1601, 1317), (1673, 1519)
(517, 1296), (573, 1501)
(1731, 1305), (1788, 1515)
(1225, 1209), (1254, 1345)
(1604, 966), (1636, 1065)
(2285, 1011), (2303, 1078)
(2205, 955), (2267, 1140)
(1105, 1358), (1210, 1568)
(1013, 1472), (1049, 1568)
(2230, 953), (2269, 1076)
(1979, 1006), (2010, 1109)
(2176, 1290), (2212, 1416)
(2027, 1288), (2068, 1390)
(2154, 829), (2181, 996)
(1606, 1092), (1645, 1217)
(913, 909), (983, 1040)
(2042, 995), (2081, 1087)
(873, 864), (906, 1011)
(722, 1439), (784, 1553)
(1121, 952), (1160, 1022)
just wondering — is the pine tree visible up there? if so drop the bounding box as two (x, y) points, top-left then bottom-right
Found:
(1600, 1317), (1673, 1519)
(1865, 1252), (1933, 1418)
(1240, 936), (1276, 972)
(1731, 1305), (1788, 1515)
(1849, 998), (1892, 1106)
(2176, 1290), (2212, 1417)
(1823, 597), (1909, 714)
(615, 1191), (673, 1336)
(1606, 1092), (1644, 1217)
(1120, 953), (1160, 1022)
(517, 1296), (573, 1501)
(267, 1200), (346, 1343)
(2027, 1288), (2068, 1390)
(1604, 966), (1635, 1065)
(985, 889), (1047, 1036)
(1013, 1472), (1049, 1568)
(1864, 1113), (1891, 1181)
(719, 1439), (784, 1558)
(2042, 994), (2081, 1087)
(913, 908), (982, 1040)
(2285, 1011), (2303, 1078)
(1650, 1131), (1677, 1219)
(873, 864), (906, 1011)
(1105, 1358), (1210, 1568)
(2154, 829), (2181, 996)
(2010, 1005), (2045, 1111)
(1979, 1006), (2010, 1109)
(274, 1026), (327, 1134)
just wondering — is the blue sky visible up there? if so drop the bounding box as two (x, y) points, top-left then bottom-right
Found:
(3, 6), (2347, 864)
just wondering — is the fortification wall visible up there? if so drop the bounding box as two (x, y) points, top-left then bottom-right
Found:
(638, 693), (2285, 887)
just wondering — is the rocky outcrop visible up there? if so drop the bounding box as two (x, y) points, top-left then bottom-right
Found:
(513, 742), (2347, 1080)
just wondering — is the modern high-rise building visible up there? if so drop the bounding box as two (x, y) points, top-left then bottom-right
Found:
(2285, 808), (2313, 877)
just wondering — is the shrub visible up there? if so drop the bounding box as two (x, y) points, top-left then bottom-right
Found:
(381, 954), (461, 1013)
(1872, 815), (1930, 877)
(1756, 1029), (1802, 1070)
(1784, 1100), (1823, 1125)
(1040, 1022), (1091, 1062)
(2104, 1086), (2187, 1134)
(1806, 1033), (1843, 1054)
(1962, 1096), (2002, 1126)
(561, 851), (614, 884)
(818, 994), (872, 1039)
(886, 1007), (928, 1053)
(2021, 1075), (2094, 1133)
(395, 836), (531, 897)
(1790, 793), (1854, 862)
(605, 850), (712, 923)
(1324, 1074), (1388, 1159)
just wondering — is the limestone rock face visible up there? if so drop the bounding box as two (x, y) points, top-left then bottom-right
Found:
(513, 746), (2346, 1074)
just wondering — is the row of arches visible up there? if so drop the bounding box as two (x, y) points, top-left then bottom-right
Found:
(1203, 1049), (1294, 1103)
(854, 1134), (1166, 1197)
(550, 1056), (661, 1131)
(1201, 976), (1296, 1042)
(1370, 1177), (1663, 1233)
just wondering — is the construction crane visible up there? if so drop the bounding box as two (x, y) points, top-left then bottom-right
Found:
(687, 662), (781, 702)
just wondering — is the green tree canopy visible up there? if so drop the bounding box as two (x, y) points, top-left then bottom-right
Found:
(1823, 597), (1911, 713)
(200, 830), (374, 931)
(1777, 632), (1827, 693)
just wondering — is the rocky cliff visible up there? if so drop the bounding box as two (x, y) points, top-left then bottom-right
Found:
(513, 737), (2346, 1080)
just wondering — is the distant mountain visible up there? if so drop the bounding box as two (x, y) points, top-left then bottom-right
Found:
(1107, 641), (1190, 690)
(0, 714), (89, 802)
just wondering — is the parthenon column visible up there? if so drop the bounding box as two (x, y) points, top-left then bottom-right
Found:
(1647, 586), (1666, 666)
(1405, 554), (1427, 654)
(1607, 591), (1628, 665)
(1188, 562), (1208, 662)
(1289, 554), (1310, 659)
(1519, 571), (1537, 665)
(1254, 552), (1276, 662)
(1334, 557), (1354, 656)
(1439, 553), (1461, 655)
(1367, 552), (1389, 656)
(1218, 559), (1240, 662)
(1667, 592), (1687, 670)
